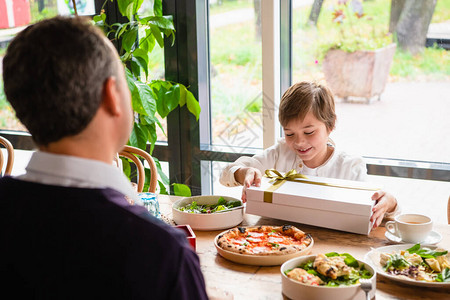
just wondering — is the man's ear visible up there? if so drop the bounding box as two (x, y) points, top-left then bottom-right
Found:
(102, 77), (121, 116)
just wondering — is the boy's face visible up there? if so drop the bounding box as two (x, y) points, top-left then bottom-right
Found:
(283, 111), (332, 169)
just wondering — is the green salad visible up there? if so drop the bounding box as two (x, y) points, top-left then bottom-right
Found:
(381, 244), (450, 283)
(178, 197), (242, 214)
(285, 252), (373, 286)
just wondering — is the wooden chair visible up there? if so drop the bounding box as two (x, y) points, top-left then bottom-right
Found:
(0, 136), (14, 176)
(119, 145), (158, 193)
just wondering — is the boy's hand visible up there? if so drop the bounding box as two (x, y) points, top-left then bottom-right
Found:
(370, 190), (398, 229)
(235, 167), (262, 202)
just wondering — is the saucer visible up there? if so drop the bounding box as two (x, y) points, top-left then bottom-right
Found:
(385, 230), (442, 245)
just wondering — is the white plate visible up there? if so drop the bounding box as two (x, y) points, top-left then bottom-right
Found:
(214, 228), (314, 266)
(364, 244), (450, 287)
(281, 255), (376, 300)
(385, 230), (442, 245)
(172, 195), (244, 231)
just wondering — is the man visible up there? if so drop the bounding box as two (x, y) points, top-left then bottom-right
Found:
(0, 17), (208, 299)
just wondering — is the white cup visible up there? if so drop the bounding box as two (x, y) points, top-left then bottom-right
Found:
(385, 214), (432, 243)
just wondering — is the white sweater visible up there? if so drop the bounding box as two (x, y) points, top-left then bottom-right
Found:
(219, 138), (367, 187)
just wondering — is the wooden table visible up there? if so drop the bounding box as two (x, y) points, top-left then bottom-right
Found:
(158, 195), (450, 300)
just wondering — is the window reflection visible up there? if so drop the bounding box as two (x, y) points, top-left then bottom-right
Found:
(1, 0), (59, 132)
(209, 0), (263, 149)
(292, 0), (450, 163)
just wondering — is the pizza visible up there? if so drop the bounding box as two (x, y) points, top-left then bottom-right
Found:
(216, 225), (312, 256)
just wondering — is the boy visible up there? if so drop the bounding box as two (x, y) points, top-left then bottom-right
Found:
(220, 81), (398, 228)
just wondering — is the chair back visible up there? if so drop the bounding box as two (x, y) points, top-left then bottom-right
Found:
(119, 146), (158, 193)
(0, 136), (14, 176)
(448, 195), (450, 225)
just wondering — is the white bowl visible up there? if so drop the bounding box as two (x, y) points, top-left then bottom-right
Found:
(172, 195), (244, 231)
(281, 255), (376, 300)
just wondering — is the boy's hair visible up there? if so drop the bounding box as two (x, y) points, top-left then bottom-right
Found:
(2, 16), (117, 146)
(279, 81), (336, 131)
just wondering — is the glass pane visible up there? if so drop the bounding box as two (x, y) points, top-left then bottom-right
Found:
(368, 175), (449, 224)
(209, 0), (263, 149)
(211, 161), (243, 198)
(1, 0), (60, 131)
(139, 1), (167, 142)
(292, 0), (450, 164)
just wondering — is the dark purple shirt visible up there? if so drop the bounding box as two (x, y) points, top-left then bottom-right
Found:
(0, 177), (208, 300)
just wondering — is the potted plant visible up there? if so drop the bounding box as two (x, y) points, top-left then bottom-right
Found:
(320, 0), (396, 102)
(92, 0), (200, 195)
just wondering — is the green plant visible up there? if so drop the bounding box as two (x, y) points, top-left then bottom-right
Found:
(92, 0), (201, 195)
(318, 0), (392, 57)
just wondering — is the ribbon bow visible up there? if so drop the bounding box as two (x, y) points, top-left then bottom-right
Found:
(265, 169), (308, 182)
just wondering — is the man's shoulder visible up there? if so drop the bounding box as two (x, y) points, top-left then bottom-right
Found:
(0, 176), (187, 252)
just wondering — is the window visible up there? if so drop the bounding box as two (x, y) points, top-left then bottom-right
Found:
(291, 0), (450, 164)
(208, 0), (263, 149)
(1, 0), (60, 132)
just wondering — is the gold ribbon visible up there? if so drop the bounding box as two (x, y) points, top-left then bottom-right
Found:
(263, 169), (379, 203)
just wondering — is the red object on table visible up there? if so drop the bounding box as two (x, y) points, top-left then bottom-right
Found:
(175, 225), (196, 251)
(0, 0), (31, 29)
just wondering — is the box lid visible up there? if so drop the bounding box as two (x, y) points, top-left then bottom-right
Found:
(247, 175), (378, 216)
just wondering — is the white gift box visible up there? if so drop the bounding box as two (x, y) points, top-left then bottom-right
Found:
(246, 175), (380, 235)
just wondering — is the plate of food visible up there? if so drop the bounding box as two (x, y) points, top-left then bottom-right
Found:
(281, 252), (376, 300)
(364, 243), (450, 287)
(214, 225), (313, 266)
(172, 195), (244, 230)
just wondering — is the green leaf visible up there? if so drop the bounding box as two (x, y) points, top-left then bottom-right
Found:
(142, 114), (165, 137)
(143, 167), (151, 192)
(150, 24), (164, 48)
(131, 88), (145, 115)
(131, 56), (148, 78)
(341, 253), (359, 268)
(130, 60), (141, 79)
(325, 252), (358, 268)
(407, 244), (448, 259)
(406, 244), (421, 253)
(166, 84), (181, 111)
(93, 15), (103, 23)
(154, 158), (169, 185)
(125, 2), (134, 20)
(436, 268), (450, 282)
(186, 90), (201, 120)
(117, 0), (133, 17)
(122, 27), (138, 52)
(142, 30), (156, 53)
(155, 85), (169, 118)
(135, 81), (157, 116)
(143, 16), (175, 31)
(129, 123), (148, 150)
(121, 158), (131, 177)
(116, 23), (128, 40)
(179, 84), (187, 107)
(158, 181), (168, 195)
(133, 0), (144, 14)
(172, 183), (192, 197)
(143, 123), (157, 154)
(153, 0), (162, 16)
(133, 48), (149, 67)
(126, 70), (147, 115)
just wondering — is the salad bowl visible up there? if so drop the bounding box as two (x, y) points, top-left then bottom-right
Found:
(172, 195), (244, 231)
(281, 254), (376, 300)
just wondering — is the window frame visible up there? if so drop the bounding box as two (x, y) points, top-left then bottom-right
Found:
(1, 0), (449, 193)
